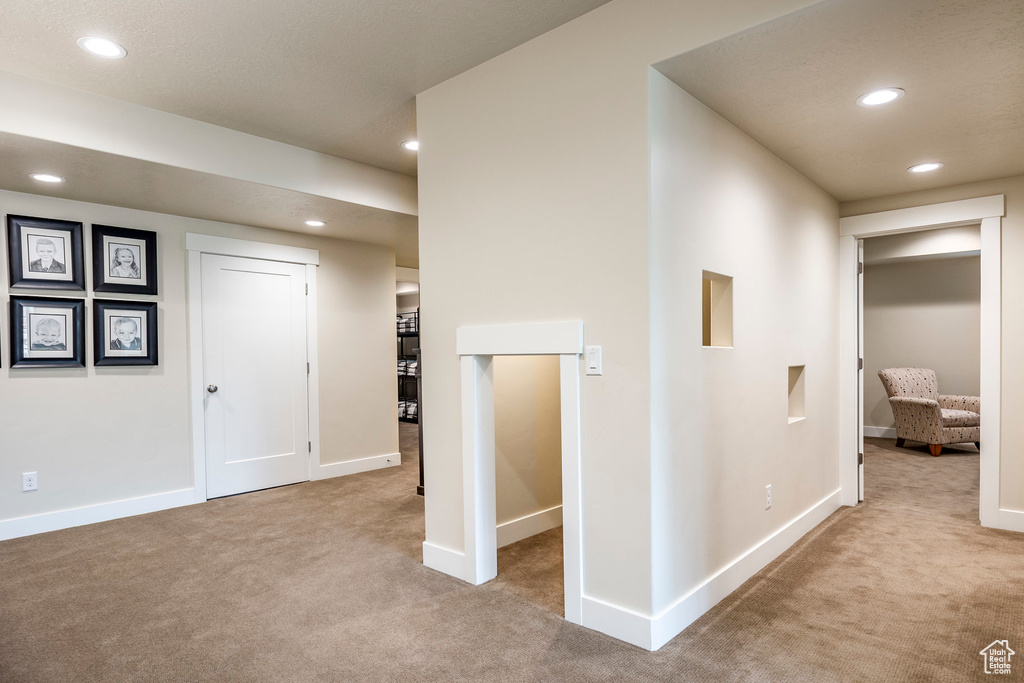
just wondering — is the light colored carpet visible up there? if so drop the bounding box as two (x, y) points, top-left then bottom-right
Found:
(1, 429), (1021, 681)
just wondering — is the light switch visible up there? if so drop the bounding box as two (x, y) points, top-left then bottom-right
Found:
(585, 345), (602, 376)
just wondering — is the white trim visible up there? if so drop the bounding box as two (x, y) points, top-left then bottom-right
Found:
(559, 352), (584, 625)
(422, 541), (466, 579)
(979, 216), (1001, 528)
(447, 323), (585, 626)
(186, 234), (321, 501)
(305, 263), (322, 479)
(838, 235), (859, 506)
(864, 426), (897, 439)
(841, 197), (1004, 531)
(497, 505), (563, 548)
(581, 596), (654, 650)
(461, 354), (497, 585)
(839, 195), (1005, 236)
(578, 489), (843, 651)
(997, 509), (1024, 533)
(0, 489), (196, 541)
(185, 233), (320, 265)
(456, 321), (583, 356)
(186, 250), (208, 504)
(312, 453), (400, 480)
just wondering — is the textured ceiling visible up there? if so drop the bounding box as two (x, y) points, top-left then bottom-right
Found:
(0, 0), (613, 177)
(656, 0), (1024, 202)
(0, 132), (420, 266)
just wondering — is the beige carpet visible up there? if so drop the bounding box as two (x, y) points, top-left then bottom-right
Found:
(1, 429), (1021, 681)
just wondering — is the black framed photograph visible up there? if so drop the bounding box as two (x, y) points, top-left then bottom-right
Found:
(9, 296), (85, 367)
(6, 215), (86, 291)
(92, 224), (158, 295)
(93, 299), (158, 366)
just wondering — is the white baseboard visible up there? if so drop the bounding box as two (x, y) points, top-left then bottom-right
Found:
(422, 541), (465, 580)
(582, 596), (654, 649)
(578, 488), (843, 651)
(0, 488), (196, 542)
(497, 505), (562, 548)
(864, 426), (896, 438)
(998, 509), (1024, 533)
(313, 452), (400, 480)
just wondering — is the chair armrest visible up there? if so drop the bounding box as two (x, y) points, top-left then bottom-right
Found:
(939, 394), (980, 414)
(890, 396), (941, 414)
(888, 396), (943, 443)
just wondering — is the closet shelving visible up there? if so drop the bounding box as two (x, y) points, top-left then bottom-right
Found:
(397, 309), (419, 425)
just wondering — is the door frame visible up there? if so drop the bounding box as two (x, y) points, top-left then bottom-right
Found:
(186, 233), (321, 503)
(456, 321), (584, 624)
(838, 195), (1008, 529)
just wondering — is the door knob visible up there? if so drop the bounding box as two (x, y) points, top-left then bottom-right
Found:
(207, 384), (218, 393)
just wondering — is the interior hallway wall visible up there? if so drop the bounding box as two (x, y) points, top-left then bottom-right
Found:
(494, 355), (562, 528)
(416, 0), (823, 618)
(863, 256), (980, 432)
(841, 174), (1024, 513)
(649, 72), (840, 614)
(0, 188), (398, 525)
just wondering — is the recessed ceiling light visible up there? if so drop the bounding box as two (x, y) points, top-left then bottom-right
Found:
(401, 140), (419, 151)
(29, 173), (66, 183)
(856, 88), (905, 107)
(908, 162), (943, 174)
(304, 220), (326, 227)
(77, 36), (127, 59)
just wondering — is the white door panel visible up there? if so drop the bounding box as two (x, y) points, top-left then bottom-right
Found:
(202, 254), (309, 498)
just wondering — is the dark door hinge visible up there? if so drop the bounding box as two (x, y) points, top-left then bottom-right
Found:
(308, 441), (312, 453)
(858, 357), (864, 371)
(858, 452), (864, 465)
(857, 262), (864, 275)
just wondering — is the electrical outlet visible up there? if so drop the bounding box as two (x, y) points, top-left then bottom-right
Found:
(22, 472), (38, 492)
(765, 484), (772, 510)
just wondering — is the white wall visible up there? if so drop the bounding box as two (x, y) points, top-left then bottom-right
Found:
(842, 174), (1024, 511)
(0, 188), (398, 526)
(397, 292), (420, 314)
(863, 256), (980, 431)
(649, 72), (840, 616)
(417, 0), (822, 621)
(494, 355), (562, 527)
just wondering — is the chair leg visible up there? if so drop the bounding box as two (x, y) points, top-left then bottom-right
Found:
(928, 444), (943, 457)
(975, 442), (980, 450)
(895, 437), (905, 448)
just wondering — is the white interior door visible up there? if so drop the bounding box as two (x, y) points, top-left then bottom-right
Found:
(202, 253), (309, 498)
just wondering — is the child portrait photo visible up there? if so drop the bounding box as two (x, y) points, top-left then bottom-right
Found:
(109, 315), (144, 352)
(9, 297), (85, 367)
(92, 224), (158, 295)
(28, 236), (67, 274)
(7, 214), (85, 290)
(30, 314), (68, 352)
(108, 244), (142, 280)
(94, 300), (158, 366)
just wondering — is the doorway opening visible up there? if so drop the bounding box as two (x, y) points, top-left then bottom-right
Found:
(840, 196), (1003, 529)
(492, 355), (564, 616)
(455, 320), (583, 624)
(860, 226), (981, 518)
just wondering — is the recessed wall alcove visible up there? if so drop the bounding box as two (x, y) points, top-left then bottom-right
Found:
(702, 270), (733, 348)
(788, 365), (806, 423)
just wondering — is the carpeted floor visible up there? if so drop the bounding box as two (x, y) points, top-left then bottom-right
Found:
(1, 429), (1021, 681)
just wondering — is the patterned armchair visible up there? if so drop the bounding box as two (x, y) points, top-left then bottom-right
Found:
(877, 368), (980, 456)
